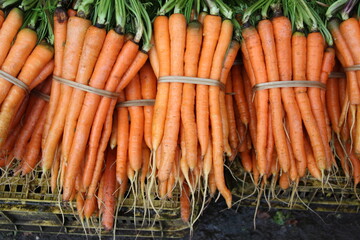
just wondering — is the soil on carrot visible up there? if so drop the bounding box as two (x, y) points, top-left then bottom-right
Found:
(1, 198), (360, 240)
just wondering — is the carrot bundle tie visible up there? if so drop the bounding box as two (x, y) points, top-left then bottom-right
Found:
(158, 76), (226, 91)
(0, 70), (29, 94)
(116, 99), (155, 108)
(344, 65), (360, 71)
(252, 80), (326, 92)
(328, 72), (346, 78)
(52, 75), (119, 99)
(30, 90), (50, 102)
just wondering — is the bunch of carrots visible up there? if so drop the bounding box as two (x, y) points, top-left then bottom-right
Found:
(2, 0), (360, 233)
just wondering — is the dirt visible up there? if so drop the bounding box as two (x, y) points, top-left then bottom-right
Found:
(1, 198), (360, 240)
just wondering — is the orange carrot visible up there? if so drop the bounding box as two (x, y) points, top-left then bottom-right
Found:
(140, 61), (157, 149)
(0, 28), (37, 104)
(116, 92), (129, 184)
(42, 16), (91, 172)
(181, 20), (202, 171)
(152, 16), (170, 151)
(0, 8), (24, 67)
(158, 13), (187, 182)
(225, 75), (238, 156)
(61, 26), (107, 171)
(196, 15), (221, 157)
(42, 6), (68, 150)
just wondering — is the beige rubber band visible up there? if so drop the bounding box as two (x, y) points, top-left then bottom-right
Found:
(329, 72), (346, 78)
(344, 65), (360, 71)
(158, 76), (226, 91)
(53, 75), (119, 99)
(31, 89), (50, 102)
(0, 70), (29, 94)
(253, 80), (326, 92)
(116, 99), (155, 108)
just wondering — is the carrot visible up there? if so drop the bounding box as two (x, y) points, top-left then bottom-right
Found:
(328, 19), (360, 104)
(258, 19), (290, 175)
(327, 76), (341, 135)
(231, 65), (250, 128)
(83, 195), (98, 219)
(116, 49), (149, 91)
(180, 183), (190, 223)
(0, 43), (54, 147)
(354, 105), (360, 154)
(76, 192), (85, 220)
(306, 32), (333, 171)
(240, 150), (252, 173)
(116, 92), (129, 184)
(148, 36), (159, 78)
(241, 41), (256, 87)
(265, 105), (274, 177)
(304, 137), (321, 181)
(140, 143), (151, 194)
(242, 24), (268, 175)
(181, 20), (202, 171)
(225, 75), (238, 157)
(139, 61), (157, 149)
(196, 15), (221, 157)
(346, 143), (360, 186)
(208, 166), (217, 197)
(101, 148), (117, 231)
(320, 48), (335, 142)
(42, 6), (68, 150)
(241, 67), (257, 145)
(82, 39), (137, 189)
(61, 26), (107, 171)
(29, 60), (55, 90)
(338, 76), (350, 142)
(0, 123), (21, 160)
(51, 144), (61, 193)
(157, 13), (186, 183)
(21, 105), (48, 175)
(251, 149), (259, 185)
(86, 100), (116, 198)
(0, 28), (37, 104)
(42, 16), (91, 172)
(279, 172), (290, 190)
(209, 19), (233, 208)
(9, 94), (29, 130)
(333, 137), (350, 179)
(0, 10), (4, 28)
(0, 8), (24, 67)
(12, 81), (51, 160)
(152, 16), (170, 151)
(110, 112), (118, 149)
(125, 74), (144, 172)
(292, 31), (324, 176)
(219, 40), (240, 157)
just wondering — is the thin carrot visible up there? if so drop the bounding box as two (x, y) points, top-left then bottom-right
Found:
(148, 36), (159, 78)
(225, 74), (238, 157)
(101, 148), (117, 231)
(140, 61), (157, 149)
(21, 105), (48, 175)
(196, 14), (221, 157)
(152, 15), (170, 151)
(304, 137), (321, 181)
(29, 60), (54, 90)
(209, 19), (233, 208)
(0, 28), (37, 104)
(42, 6), (68, 150)
(110, 111), (118, 149)
(181, 20), (202, 171)
(0, 8), (24, 67)
(180, 183), (190, 223)
(242, 24), (268, 175)
(158, 13), (186, 183)
(51, 144), (61, 193)
(116, 92), (129, 184)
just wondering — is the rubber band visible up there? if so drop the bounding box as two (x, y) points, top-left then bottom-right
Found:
(0, 70), (29, 94)
(328, 72), (346, 78)
(116, 99), (155, 108)
(252, 80), (326, 92)
(158, 76), (226, 91)
(344, 65), (360, 72)
(53, 75), (119, 99)
(31, 90), (50, 102)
